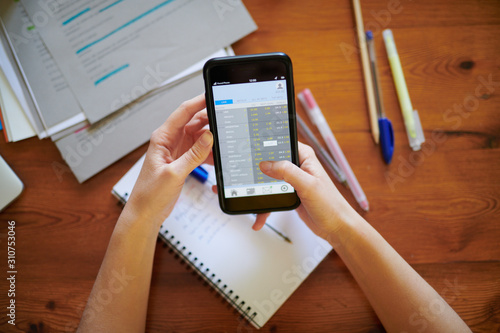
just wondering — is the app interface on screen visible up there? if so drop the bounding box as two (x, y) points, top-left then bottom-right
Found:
(212, 78), (295, 198)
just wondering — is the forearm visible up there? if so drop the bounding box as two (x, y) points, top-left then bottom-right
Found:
(78, 207), (161, 333)
(76, 95), (212, 331)
(329, 211), (470, 333)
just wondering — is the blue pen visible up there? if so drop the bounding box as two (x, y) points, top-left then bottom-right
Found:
(366, 31), (394, 164)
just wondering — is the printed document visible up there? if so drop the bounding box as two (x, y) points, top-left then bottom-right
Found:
(21, 0), (257, 123)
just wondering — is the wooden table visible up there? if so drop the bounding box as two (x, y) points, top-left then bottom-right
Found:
(1, 0), (499, 332)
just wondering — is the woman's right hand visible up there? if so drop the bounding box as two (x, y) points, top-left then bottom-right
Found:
(262, 144), (473, 333)
(258, 142), (360, 242)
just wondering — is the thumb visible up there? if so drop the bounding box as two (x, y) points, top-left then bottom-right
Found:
(174, 131), (213, 176)
(259, 160), (314, 194)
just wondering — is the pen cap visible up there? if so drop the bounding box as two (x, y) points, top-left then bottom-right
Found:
(190, 166), (209, 183)
(407, 110), (425, 151)
(378, 118), (394, 164)
(300, 88), (317, 110)
(297, 89), (323, 126)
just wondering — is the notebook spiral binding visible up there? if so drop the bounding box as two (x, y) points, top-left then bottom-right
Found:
(158, 225), (258, 326)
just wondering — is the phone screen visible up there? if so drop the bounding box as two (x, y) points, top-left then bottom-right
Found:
(211, 77), (295, 199)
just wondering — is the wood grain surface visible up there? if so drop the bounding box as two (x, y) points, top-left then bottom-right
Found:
(1, 0), (499, 332)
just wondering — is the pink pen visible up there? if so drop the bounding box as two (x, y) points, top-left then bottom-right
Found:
(298, 88), (369, 211)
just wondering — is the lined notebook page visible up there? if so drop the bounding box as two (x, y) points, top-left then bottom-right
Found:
(113, 156), (332, 328)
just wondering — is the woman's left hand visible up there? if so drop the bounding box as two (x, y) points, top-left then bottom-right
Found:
(124, 94), (213, 228)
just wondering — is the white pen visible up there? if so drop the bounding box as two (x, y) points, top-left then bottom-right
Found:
(298, 89), (369, 211)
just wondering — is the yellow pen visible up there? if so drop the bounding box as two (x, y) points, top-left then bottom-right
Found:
(382, 29), (425, 151)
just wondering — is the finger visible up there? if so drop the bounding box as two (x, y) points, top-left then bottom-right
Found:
(211, 185), (217, 194)
(298, 141), (316, 165)
(203, 151), (214, 166)
(185, 109), (208, 135)
(259, 160), (314, 194)
(189, 126), (214, 166)
(252, 212), (270, 231)
(158, 94), (206, 135)
(172, 130), (213, 177)
(193, 127), (211, 142)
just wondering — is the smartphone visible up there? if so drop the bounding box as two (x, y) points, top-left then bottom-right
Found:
(203, 52), (300, 214)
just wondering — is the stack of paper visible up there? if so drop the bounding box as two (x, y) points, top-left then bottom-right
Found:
(0, 24), (35, 142)
(0, 0), (257, 181)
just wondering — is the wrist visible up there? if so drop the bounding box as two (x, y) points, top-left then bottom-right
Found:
(117, 202), (163, 238)
(324, 203), (365, 250)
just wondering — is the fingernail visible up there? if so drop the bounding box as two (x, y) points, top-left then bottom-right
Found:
(200, 131), (213, 147)
(260, 161), (272, 172)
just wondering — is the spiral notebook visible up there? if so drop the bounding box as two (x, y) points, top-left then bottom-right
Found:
(112, 155), (332, 329)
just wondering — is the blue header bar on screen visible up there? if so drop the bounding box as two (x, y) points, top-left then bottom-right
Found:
(215, 99), (234, 105)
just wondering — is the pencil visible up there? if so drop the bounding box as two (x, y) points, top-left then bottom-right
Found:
(265, 223), (292, 244)
(250, 213), (292, 243)
(352, 0), (379, 144)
